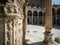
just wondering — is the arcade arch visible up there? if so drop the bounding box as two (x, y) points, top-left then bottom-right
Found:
(57, 8), (60, 25)
(39, 11), (43, 24)
(27, 10), (32, 24)
(33, 11), (38, 24)
(52, 8), (56, 25)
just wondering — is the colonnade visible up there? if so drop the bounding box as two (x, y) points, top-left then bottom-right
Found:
(24, 0), (53, 44)
(27, 10), (45, 25)
(26, 6), (60, 25)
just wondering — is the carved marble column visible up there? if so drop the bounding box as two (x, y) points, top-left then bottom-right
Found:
(0, 0), (24, 45)
(43, 0), (52, 44)
(5, 3), (23, 45)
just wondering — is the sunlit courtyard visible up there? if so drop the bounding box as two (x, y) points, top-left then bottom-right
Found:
(26, 25), (60, 45)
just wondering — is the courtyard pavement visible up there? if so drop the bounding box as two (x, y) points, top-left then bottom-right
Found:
(26, 25), (60, 45)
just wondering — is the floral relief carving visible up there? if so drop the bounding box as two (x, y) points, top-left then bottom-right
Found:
(6, 19), (13, 45)
(4, 5), (17, 14)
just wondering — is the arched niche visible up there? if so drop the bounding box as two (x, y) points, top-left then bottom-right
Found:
(52, 8), (55, 15)
(27, 10), (32, 16)
(33, 11), (37, 16)
(57, 8), (60, 15)
(57, 8), (60, 25)
(39, 11), (43, 16)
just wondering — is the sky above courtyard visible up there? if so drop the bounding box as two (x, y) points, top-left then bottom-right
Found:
(52, 0), (60, 5)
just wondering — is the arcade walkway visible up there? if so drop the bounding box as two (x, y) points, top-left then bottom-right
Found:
(26, 25), (60, 45)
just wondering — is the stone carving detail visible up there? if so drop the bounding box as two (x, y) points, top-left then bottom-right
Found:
(4, 5), (17, 14)
(0, 0), (24, 45)
(5, 18), (23, 45)
(6, 19), (13, 45)
(14, 19), (23, 45)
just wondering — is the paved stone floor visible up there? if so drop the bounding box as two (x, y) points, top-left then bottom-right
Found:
(26, 25), (60, 45)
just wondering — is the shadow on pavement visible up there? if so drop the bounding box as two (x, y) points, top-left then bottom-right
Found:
(53, 25), (60, 29)
(28, 42), (46, 45)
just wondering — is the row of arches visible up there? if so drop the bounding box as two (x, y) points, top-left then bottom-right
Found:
(52, 8), (60, 25)
(52, 8), (60, 15)
(27, 10), (44, 25)
(28, 8), (60, 16)
(28, 11), (43, 16)
(27, 8), (60, 25)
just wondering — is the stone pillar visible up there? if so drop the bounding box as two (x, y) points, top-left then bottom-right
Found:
(0, 0), (24, 45)
(5, 16), (23, 45)
(43, 0), (53, 44)
(42, 12), (44, 25)
(32, 11), (33, 24)
(55, 9), (57, 25)
(37, 12), (39, 25)
(43, 12), (45, 25)
(23, 5), (27, 45)
(23, 0), (28, 45)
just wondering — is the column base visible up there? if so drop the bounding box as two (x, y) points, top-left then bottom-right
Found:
(43, 40), (54, 44)
(42, 41), (55, 45)
(23, 41), (29, 45)
(43, 31), (54, 44)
